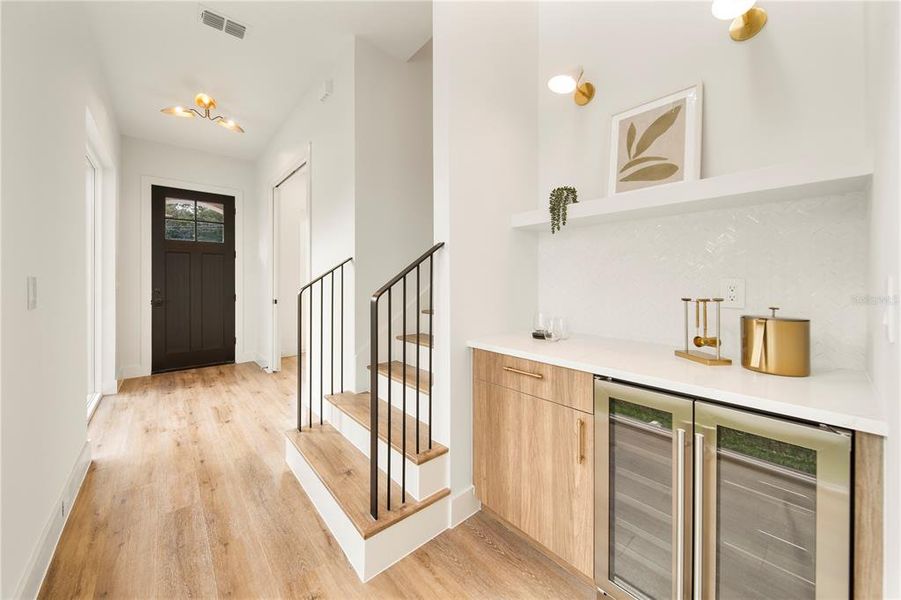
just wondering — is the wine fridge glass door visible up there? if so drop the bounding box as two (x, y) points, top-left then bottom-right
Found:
(595, 380), (694, 600)
(694, 402), (851, 599)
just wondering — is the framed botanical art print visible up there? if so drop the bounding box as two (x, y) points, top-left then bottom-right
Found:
(608, 84), (703, 195)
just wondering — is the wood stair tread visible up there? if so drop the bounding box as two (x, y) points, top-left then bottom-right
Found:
(396, 333), (433, 348)
(326, 392), (447, 465)
(286, 426), (450, 540)
(368, 361), (430, 394)
(422, 308), (434, 315)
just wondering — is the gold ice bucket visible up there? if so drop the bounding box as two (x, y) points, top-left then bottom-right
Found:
(741, 307), (810, 377)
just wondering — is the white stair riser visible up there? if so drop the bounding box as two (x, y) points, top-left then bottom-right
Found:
(377, 375), (431, 423)
(392, 340), (432, 369)
(318, 397), (447, 501)
(285, 438), (449, 582)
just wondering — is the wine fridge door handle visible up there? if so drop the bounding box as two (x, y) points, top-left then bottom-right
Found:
(693, 432), (705, 600)
(675, 428), (686, 599)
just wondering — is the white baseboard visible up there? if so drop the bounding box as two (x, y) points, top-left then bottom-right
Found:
(86, 392), (102, 422)
(253, 354), (269, 370)
(14, 442), (92, 599)
(101, 378), (118, 396)
(449, 485), (481, 528)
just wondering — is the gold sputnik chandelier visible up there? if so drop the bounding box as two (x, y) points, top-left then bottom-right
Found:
(161, 92), (244, 133)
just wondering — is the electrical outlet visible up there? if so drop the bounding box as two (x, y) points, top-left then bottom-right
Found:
(720, 278), (746, 309)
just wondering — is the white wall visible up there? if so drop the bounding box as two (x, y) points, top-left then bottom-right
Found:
(255, 40), (357, 387)
(1, 2), (119, 596)
(538, 1), (868, 204)
(117, 136), (257, 377)
(864, 2), (901, 596)
(354, 37), (434, 390)
(539, 192), (869, 369)
(433, 1), (539, 524)
(277, 170), (309, 357)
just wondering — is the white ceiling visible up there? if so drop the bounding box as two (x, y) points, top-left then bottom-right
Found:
(85, 1), (432, 160)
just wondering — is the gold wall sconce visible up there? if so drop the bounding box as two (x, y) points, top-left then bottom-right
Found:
(547, 68), (595, 106)
(712, 0), (767, 42)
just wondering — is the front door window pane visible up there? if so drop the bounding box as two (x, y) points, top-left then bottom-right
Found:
(165, 219), (195, 241)
(165, 198), (195, 219)
(197, 222), (224, 243)
(196, 201), (224, 223)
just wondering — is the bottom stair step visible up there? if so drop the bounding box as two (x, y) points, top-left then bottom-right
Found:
(285, 426), (449, 539)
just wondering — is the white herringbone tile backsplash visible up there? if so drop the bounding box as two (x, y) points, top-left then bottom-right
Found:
(538, 192), (868, 371)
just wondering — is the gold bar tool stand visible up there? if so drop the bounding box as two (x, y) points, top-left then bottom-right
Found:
(675, 297), (732, 366)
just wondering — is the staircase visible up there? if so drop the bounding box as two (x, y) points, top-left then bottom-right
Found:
(284, 245), (449, 581)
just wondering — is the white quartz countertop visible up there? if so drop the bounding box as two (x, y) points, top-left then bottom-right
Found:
(467, 333), (887, 436)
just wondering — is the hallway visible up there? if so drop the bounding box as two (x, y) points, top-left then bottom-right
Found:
(38, 361), (593, 599)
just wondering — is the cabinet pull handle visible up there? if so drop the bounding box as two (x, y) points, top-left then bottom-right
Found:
(675, 428), (686, 599)
(577, 418), (585, 464)
(503, 366), (543, 379)
(693, 432), (705, 600)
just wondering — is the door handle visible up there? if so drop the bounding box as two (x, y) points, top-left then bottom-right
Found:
(577, 418), (586, 464)
(503, 366), (543, 379)
(151, 288), (163, 307)
(675, 428), (686, 599)
(693, 432), (705, 600)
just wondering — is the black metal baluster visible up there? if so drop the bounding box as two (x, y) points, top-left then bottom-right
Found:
(415, 264), (420, 454)
(309, 280), (313, 429)
(370, 295), (379, 520)
(302, 289), (303, 431)
(330, 273), (334, 395)
(428, 255), (434, 449)
(402, 275), (407, 503)
(386, 287), (392, 511)
(340, 264), (344, 392)
(320, 282), (324, 424)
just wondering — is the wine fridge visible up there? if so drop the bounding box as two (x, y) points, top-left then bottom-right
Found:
(594, 378), (852, 600)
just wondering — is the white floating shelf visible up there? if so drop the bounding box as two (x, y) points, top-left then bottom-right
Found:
(512, 161), (873, 232)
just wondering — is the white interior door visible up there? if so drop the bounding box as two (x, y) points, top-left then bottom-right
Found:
(271, 165), (311, 372)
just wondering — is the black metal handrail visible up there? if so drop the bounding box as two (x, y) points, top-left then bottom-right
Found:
(370, 242), (444, 519)
(297, 257), (353, 431)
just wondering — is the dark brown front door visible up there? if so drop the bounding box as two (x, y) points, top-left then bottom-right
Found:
(152, 185), (236, 373)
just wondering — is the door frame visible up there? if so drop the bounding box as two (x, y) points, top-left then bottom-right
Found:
(84, 149), (102, 419)
(140, 176), (244, 376)
(268, 147), (313, 373)
(85, 106), (118, 414)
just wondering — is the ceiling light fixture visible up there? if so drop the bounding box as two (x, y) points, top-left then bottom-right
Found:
(547, 67), (595, 107)
(712, 0), (767, 42)
(161, 93), (245, 133)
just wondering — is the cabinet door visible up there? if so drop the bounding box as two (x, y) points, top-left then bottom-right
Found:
(595, 380), (694, 600)
(694, 402), (851, 600)
(473, 381), (594, 577)
(473, 380), (524, 527)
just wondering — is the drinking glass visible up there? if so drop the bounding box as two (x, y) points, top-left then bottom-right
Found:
(545, 317), (568, 342)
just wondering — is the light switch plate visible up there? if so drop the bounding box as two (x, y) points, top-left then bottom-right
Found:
(720, 278), (745, 309)
(26, 276), (37, 310)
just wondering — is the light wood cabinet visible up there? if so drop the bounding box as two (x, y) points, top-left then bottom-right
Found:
(473, 373), (593, 577)
(473, 349), (594, 413)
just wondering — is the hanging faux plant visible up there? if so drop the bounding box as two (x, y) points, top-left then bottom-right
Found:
(549, 186), (578, 234)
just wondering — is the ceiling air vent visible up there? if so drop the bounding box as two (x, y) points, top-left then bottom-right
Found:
(200, 9), (225, 32)
(224, 20), (246, 40)
(198, 6), (247, 39)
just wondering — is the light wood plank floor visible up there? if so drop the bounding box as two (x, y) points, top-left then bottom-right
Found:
(39, 359), (594, 599)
